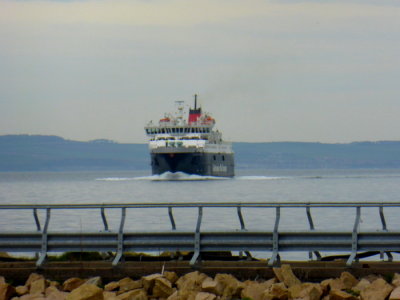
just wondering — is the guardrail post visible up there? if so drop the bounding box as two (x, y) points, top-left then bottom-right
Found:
(306, 205), (321, 261)
(346, 206), (361, 266)
(101, 207), (109, 232)
(190, 206), (203, 267)
(268, 206), (281, 267)
(36, 208), (51, 267)
(379, 206), (393, 261)
(33, 208), (41, 231)
(112, 207), (126, 266)
(168, 206), (176, 230)
(33, 208), (41, 260)
(237, 206), (252, 260)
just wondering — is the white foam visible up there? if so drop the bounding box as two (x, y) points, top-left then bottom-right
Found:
(96, 177), (136, 181)
(150, 172), (229, 181)
(235, 176), (288, 180)
(96, 173), (294, 182)
(96, 172), (229, 182)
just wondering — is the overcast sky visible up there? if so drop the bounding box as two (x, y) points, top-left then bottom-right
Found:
(1, 0), (399, 143)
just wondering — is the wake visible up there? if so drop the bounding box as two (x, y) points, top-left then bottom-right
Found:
(96, 172), (289, 181)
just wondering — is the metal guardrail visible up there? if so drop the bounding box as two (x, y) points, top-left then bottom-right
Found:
(0, 202), (399, 267)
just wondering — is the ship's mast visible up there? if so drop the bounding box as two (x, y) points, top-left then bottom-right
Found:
(175, 100), (185, 125)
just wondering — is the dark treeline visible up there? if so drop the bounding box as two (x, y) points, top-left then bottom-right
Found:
(1, 135), (400, 171)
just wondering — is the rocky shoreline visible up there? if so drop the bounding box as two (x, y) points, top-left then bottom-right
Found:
(1, 264), (400, 300)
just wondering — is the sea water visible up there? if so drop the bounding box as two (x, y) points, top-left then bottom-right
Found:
(0, 169), (400, 260)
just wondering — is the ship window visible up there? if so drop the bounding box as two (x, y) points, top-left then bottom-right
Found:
(213, 155), (216, 160)
(222, 156), (225, 161)
(162, 128), (166, 134)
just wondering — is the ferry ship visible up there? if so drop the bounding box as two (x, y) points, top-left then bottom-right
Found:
(144, 95), (234, 177)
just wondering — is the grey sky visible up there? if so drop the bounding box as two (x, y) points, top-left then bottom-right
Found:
(0, 0), (399, 143)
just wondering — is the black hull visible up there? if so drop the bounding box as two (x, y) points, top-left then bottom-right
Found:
(151, 152), (234, 177)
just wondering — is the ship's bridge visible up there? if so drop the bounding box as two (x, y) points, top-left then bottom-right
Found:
(145, 124), (214, 137)
(149, 134), (206, 150)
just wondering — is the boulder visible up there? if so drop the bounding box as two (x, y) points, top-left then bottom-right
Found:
(393, 273), (400, 287)
(201, 278), (223, 296)
(46, 287), (68, 300)
(288, 283), (323, 300)
(25, 274), (45, 288)
(321, 278), (346, 292)
(213, 273), (244, 298)
(15, 286), (29, 296)
(103, 292), (118, 300)
(360, 278), (393, 300)
(118, 278), (142, 294)
(152, 277), (175, 298)
(66, 284), (104, 300)
(104, 282), (119, 292)
(194, 292), (216, 300)
(329, 289), (358, 300)
(0, 283), (16, 300)
(339, 272), (358, 290)
(30, 279), (46, 295)
(163, 272), (178, 285)
(141, 274), (162, 294)
(363, 274), (381, 283)
(117, 289), (147, 300)
(273, 264), (301, 288)
(85, 278), (102, 288)
(389, 286), (400, 300)
(240, 279), (275, 300)
(175, 271), (209, 300)
(166, 291), (178, 300)
(352, 278), (370, 294)
(45, 286), (60, 297)
(62, 278), (86, 292)
(262, 282), (288, 300)
(18, 294), (46, 300)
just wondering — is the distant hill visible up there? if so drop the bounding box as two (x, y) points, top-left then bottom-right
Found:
(1, 135), (400, 171)
(234, 141), (400, 169)
(0, 135), (147, 171)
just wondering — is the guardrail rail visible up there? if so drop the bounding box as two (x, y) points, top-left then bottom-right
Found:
(0, 202), (399, 267)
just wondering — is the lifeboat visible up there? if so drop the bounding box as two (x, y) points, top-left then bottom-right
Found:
(159, 117), (170, 123)
(203, 116), (215, 124)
